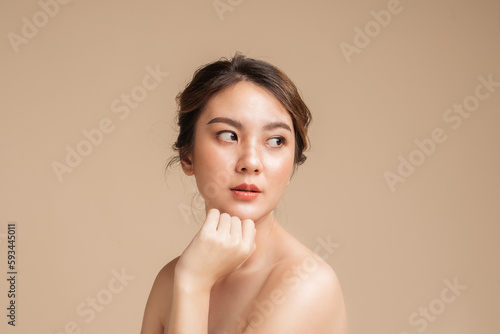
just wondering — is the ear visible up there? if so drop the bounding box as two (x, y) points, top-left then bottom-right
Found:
(180, 155), (194, 176)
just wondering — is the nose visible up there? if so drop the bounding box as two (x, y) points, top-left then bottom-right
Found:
(236, 140), (263, 174)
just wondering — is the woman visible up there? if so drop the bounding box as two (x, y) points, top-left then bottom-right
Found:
(140, 54), (348, 334)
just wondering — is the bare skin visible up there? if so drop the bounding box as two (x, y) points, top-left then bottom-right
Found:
(140, 82), (348, 334)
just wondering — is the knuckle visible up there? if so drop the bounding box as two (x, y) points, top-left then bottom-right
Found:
(230, 234), (240, 244)
(198, 230), (213, 243)
(198, 229), (209, 240)
(242, 219), (254, 228)
(240, 243), (251, 255)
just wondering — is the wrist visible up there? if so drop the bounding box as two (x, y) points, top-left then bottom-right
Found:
(173, 265), (214, 294)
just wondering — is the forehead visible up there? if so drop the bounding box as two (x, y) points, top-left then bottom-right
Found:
(201, 81), (293, 126)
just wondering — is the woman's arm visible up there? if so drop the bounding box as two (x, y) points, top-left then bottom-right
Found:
(153, 209), (256, 334)
(164, 272), (211, 334)
(140, 258), (177, 334)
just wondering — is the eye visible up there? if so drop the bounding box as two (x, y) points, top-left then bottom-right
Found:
(267, 136), (285, 148)
(217, 131), (237, 143)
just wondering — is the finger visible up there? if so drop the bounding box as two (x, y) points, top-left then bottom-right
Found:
(202, 208), (220, 232)
(241, 219), (256, 249)
(230, 216), (242, 241)
(217, 212), (231, 234)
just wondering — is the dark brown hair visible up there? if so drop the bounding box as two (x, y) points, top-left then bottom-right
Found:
(167, 53), (312, 171)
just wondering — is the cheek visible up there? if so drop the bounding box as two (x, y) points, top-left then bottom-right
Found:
(192, 137), (233, 193)
(265, 152), (294, 185)
(193, 137), (230, 170)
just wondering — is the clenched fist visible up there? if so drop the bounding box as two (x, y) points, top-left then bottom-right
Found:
(174, 209), (257, 291)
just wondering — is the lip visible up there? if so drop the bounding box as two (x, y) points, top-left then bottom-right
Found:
(230, 183), (261, 201)
(230, 183), (261, 192)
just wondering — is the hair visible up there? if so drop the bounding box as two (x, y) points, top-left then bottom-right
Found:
(167, 53), (312, 172)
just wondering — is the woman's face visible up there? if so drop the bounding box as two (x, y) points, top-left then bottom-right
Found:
(181, 81), (295, 223)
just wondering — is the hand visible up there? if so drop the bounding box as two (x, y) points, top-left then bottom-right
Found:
(174, 208), (256, 291)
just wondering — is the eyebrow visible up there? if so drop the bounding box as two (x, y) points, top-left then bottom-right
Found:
(207, 117), (242, 129)
(206, 117), (292, 132)
(263, 121), (292, 132)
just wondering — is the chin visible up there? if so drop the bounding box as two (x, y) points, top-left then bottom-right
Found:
(208, 202), (272, 223)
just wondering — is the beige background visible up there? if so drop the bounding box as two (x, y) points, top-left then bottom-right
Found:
(1, 0), (499, 333)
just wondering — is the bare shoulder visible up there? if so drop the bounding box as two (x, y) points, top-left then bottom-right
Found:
(245, 244), (347, 333)
(140, 256), (179, 334)
(270, 250), (345, 311)
(271, 230), (344, 304)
